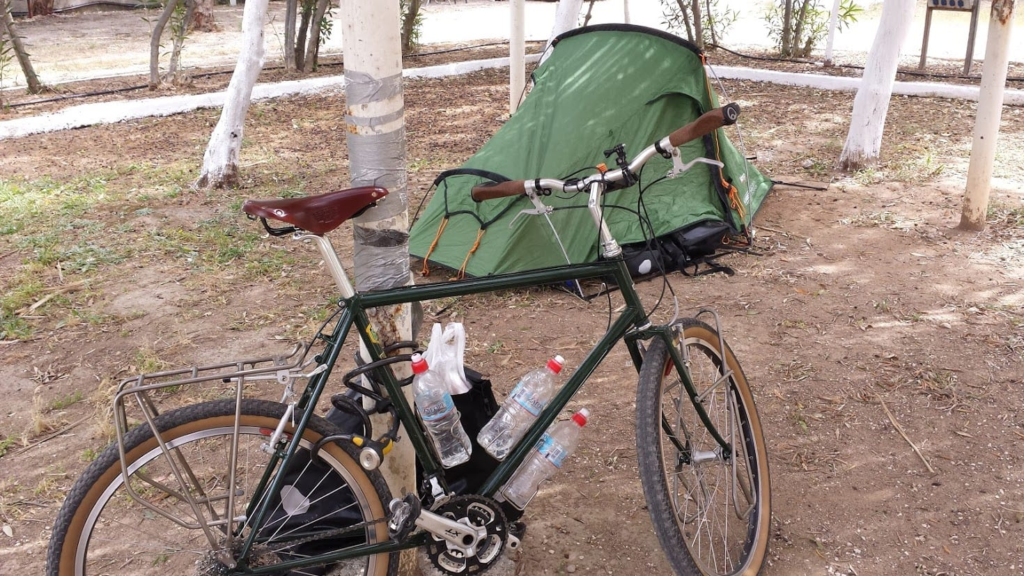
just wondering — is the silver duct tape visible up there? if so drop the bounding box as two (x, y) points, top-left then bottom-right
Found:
(345, 108), (405, 128)
(344, 69), (403, 105)
(353, 226), (411, 292)
(347, 130), (407, 220)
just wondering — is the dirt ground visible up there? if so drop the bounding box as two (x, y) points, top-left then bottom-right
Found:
(2, 5), (1024, 576)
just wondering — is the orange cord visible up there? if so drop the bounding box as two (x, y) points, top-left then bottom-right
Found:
(456, 229), (485, 280)
(420, 217), (449, 277)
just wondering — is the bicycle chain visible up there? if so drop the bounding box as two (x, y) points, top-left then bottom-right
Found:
(261, 516), (388, 556)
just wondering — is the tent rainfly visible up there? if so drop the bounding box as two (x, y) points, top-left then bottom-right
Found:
(410, 24), (773, 278)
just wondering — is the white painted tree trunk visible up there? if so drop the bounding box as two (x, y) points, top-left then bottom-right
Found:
(541, 0), (584, 65)
(824, 0), (841, 66)
(195, 0), (267, 188)
(837, 0), (914, 171)
(510, 0), (525, 113)
(340, 0), (416, 499)
(960, 0), (1017, 231)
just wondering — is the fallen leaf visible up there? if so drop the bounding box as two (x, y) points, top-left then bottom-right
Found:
(2, 524), (12, 538)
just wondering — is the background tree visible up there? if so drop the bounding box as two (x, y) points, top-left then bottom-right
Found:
(837, 0), (913, 171)
(148, 0), (195, 88)
(401, 0), (422, 54)
(659, 0), (738, 50)
(764, 0), (861, 58)
(195, 0), (268, 188)
(1, 0), (42, 94)
(190, 0), (217, 33)
(27, 0), (52, 17)
(283, 0), (332, 72)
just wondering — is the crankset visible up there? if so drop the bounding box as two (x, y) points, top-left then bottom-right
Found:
(424, 495), (509, 575)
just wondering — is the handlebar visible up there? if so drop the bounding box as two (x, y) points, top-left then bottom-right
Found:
(470, 103), (740, 202)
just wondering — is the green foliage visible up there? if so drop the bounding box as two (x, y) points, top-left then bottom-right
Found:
(764, 0), (862, 58)
(318, 1), (334, 50)
(659, 0), (738, 49)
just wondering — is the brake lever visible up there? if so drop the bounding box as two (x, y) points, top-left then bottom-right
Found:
(508, 186), (553, 228)
(666, 151), (725, 179)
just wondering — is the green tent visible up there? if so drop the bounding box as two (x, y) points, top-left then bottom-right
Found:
(409, 24), (772, 278)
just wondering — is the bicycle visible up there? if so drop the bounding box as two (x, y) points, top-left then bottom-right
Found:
(46, 103), (771, 576)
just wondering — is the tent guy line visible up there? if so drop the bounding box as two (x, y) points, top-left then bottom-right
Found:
(2, 56), (1022, 141)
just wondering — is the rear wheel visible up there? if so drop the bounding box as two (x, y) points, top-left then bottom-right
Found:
(47, 399), (396, 576)
(636, 319), (770, 576)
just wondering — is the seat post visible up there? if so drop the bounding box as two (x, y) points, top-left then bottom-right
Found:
(299, 233), (356, 299)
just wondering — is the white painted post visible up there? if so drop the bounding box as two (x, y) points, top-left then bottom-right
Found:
(960, 0), (1017, 231)
(624, 0), (631, 24)
(339, 0), (416, 498)
(510, 0), (526, 113)
(837, 0), (915, 171)
(824, 0), (841, 66)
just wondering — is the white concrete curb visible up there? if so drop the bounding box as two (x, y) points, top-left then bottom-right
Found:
(0, 55), (543, 141)
(2, 55), (1020, 141)
(709, 65), (1024, 105)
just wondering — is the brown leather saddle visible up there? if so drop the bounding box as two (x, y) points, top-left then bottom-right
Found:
(242, 187), (388, 236)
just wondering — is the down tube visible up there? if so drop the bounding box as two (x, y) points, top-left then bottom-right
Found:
(477, 305), (644, 497)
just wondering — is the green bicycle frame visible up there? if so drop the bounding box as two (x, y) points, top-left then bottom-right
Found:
(235, 256), (732, 573)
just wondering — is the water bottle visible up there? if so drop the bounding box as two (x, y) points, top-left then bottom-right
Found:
(500, 408), (589, 509)
(477, 355), (565, 460)
(411, 353), (472, 468)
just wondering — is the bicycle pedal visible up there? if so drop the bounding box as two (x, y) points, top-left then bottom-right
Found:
(387, 493), (421, 542)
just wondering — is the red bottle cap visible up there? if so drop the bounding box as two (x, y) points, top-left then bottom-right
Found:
(572, 408), (589, 427)
(411, 353), (428, 375)
(547, 355), (565, 374)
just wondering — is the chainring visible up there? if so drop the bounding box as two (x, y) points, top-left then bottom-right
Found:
(425, 495), (508, 575)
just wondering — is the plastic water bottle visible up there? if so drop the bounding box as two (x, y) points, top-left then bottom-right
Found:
(477, 356), (565, 460)
(411, 353), (471, 468)
(500, 408), (589, 509)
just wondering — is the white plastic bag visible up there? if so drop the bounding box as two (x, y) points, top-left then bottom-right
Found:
(423, 322), (471, 394)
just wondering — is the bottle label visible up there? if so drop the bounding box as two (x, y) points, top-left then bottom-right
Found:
(537, 433), (569, 468)
(419, 394), (455, 422)
(510, 380), (544, 416)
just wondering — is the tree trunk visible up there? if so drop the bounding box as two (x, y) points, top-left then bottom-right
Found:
(401, 0), (421, 54)
(541, 0), (583, 64)
(190, 0), (217, 32)
(959, 0), (1017, 231)
(27, 0), (52, 17)
(837, 0), (915, 172)
(781, 0), (793, 57)
(302, 0), (330, 73)
(294, 0), (312, 71)
(705, 0), (717, 46)
(284, 0), (297, 70)
(168, 0), (196, 80)
(339, 0), (416, 501)
(149, 0), (182, 89)
(792, 0), (810, 57)
(690, 0), (703, 50)
(1, 0), (42, 93)
(583, 0), (596, 26)
(195, 0), (268, 188)
(674, 0), (693, 43)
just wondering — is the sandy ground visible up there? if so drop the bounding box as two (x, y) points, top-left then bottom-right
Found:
(2, 3), (1024, 576)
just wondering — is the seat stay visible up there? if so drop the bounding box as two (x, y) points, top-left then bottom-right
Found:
(242, 186), (388, 236)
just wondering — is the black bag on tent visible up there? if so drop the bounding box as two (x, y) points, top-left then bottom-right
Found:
(620, 220), (738, 279)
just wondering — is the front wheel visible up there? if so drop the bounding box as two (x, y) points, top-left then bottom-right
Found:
(47, 399), (397, 576)
(636, 319), (771, 576)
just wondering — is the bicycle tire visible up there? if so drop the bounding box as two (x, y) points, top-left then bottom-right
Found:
(636, 319), (771, 576)
(46, 399), (397, 576)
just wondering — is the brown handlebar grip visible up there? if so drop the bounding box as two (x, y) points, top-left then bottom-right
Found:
(667, 103), (741, 147)
(471, 180), (527, 202)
